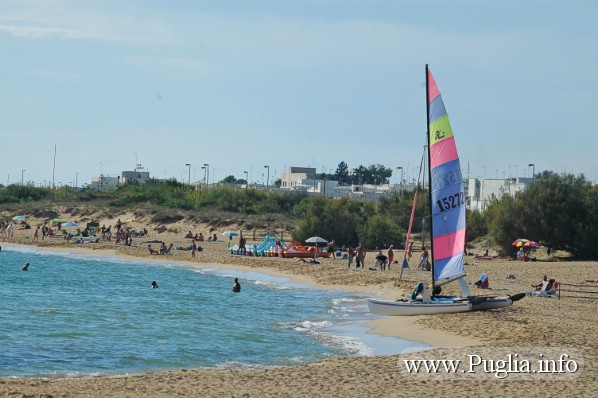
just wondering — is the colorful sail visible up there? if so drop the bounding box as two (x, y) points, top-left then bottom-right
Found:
(427, 67), (466, 281)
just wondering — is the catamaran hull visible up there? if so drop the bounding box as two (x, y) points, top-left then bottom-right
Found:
(367, 295), (516, 316)
(366, 298), (472, 316)
(471, 296), (513, 311)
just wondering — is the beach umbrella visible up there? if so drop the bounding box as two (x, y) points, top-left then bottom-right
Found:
(305, 236), (328, 244)
(222, 231), (239, 248)
(305, 236), (328, 259)
(512, 239), (530, 247)
(523, 241), (539, 248)
(12, 215), (28, 221)
(51, 218), (69, 224)
(62, 222), (78, 227)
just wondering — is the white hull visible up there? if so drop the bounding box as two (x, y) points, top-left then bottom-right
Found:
(367, 295), (516, 316)
(366, 298), (472, 316)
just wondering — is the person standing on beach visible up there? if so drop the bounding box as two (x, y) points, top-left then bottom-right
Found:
(327, 241), (336, 259)
(356, 243), (366, 269)
(239, 234), (246, 255)
(191, 240), (197, 258)
(387, 245), (394, 270)
(419, 248), (430, 271)
(347, 245), (355, 269)
(33, 226), (40, 242)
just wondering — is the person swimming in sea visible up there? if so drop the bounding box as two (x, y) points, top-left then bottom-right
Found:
(22, 262), (30, 271)
(151, 281), (159, 288)
(232, 277), (241, 293)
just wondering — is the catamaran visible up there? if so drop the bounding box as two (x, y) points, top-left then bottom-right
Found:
(367, 65), (524, 316)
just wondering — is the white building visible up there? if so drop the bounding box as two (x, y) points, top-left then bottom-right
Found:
(467, 177), (532, 211)
(90, 176), (119, 190)
(278, 166), (415, 202)
(90, 164), (151, 190)
(280, 167), (317, 189)
(121, 170), (150, 184)
(278, 166), (539, 207)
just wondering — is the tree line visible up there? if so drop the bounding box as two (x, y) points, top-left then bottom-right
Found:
(220, 161), (394, 187)
(1, 171), (596, 258)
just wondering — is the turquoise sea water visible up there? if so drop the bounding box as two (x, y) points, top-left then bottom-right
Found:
(0, 246), (429, 378)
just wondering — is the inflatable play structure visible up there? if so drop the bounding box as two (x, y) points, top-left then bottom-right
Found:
(228, 233), (331, 258)
(281, 240), (330, 259)
(228, 232), (284, 257)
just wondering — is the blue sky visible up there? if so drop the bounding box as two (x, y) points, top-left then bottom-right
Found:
(1, 0), (597, 187)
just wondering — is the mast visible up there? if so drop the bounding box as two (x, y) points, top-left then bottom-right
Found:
(425, 64), (436, 291)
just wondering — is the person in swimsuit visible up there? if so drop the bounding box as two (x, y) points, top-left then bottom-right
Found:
(232, 277), (241, 293)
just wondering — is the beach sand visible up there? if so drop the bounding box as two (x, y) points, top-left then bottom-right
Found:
(1, 214), (596, 397)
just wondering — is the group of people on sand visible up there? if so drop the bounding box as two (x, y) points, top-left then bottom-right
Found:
(185, 231), (205, 241)
(371, 246), (396, 271)
(184, 231), (217, 242)
(0, 222), (15, 238)
(344, 243), (400, 271)
(345, 243), (366, 269)
(147, 242), (173, 255)
(6, 215), (150, 245)
(517, 247), (537, 262)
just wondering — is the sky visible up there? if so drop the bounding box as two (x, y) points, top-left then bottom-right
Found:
(1, 0), (597, 188)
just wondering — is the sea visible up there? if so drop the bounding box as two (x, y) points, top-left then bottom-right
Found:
(0, 245), (429, 378)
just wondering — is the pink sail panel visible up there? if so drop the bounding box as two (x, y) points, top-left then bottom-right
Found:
(432, 228), (466, 260)
(427, 69), (441, 104)
(430, 136), (459, 170)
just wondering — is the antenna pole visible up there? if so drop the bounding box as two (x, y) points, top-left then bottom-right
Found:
(51, 145), (57, 202)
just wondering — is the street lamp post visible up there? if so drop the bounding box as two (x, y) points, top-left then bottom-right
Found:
(203, 163), (209, 188)
(397, 166), (403, 194)
(201, 166), (206, 186)
(186, 163), (191, 186)
(21, 169), (25, 186)
(528, 163), (535, 183)
(264, 165), (270, 191)
(244, 171), (249, 187)
(75, 172), (78, 188)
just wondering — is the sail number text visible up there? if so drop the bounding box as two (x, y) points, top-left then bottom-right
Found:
(436, 192), (465, 212)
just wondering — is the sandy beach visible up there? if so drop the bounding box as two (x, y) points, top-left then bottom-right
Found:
(0, 212), (596, 397)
